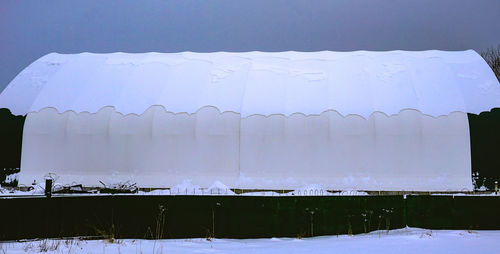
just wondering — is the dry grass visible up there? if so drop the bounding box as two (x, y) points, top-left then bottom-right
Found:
(23, 239), (61, 252)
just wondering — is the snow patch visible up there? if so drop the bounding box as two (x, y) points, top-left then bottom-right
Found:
(1, 228), (499, 254)
(207, 181), (234, 195)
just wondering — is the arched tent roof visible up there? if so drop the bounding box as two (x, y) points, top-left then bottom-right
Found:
(1, 51), (500, 191)
(1, 50), (499, 118)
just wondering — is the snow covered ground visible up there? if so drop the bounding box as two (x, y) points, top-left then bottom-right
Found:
(0, 181), (371, 197)
(3, 179), (498, 197)
(1, 228), (499, 254)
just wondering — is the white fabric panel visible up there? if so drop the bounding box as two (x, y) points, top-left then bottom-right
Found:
(20, 106), (240, 187)
(1, 51), (499, 117)
(20, 107), (472, 191)
(238, 110), (471, 191)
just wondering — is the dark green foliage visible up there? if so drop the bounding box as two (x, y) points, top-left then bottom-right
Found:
(0, 108), (25, 187)
(0, 168), (20, 187)
(0, 109), (25, 169)
(468, 108), (500, 190)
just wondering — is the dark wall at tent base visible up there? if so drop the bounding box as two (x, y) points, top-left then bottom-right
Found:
(1, 195), (500, 241)
(1, 108), (500, 189)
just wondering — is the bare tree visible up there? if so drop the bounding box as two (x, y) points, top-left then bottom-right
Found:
(481, 45), (500, 82)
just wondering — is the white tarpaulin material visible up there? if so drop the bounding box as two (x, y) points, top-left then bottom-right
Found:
(1, 51), (499, 117)
(21, 106), (471, 191)
(1, 51), (499, 191)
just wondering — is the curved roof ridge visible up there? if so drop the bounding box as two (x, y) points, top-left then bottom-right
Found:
(1, 50), (499, 117)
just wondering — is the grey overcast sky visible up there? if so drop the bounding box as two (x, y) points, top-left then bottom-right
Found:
(1, 0), (500, 92)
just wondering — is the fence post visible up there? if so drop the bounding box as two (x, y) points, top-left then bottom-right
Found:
(45, 178), (52, 198)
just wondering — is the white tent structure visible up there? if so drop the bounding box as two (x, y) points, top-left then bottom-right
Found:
(1, 51), (499, 191)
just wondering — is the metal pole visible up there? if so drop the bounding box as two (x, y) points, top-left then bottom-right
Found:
(310, 211), (314, 237)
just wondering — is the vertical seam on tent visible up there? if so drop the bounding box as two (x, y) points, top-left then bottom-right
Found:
(237, 61), (251, 186)
(150, 108), (154, 141)
(19, 113), (30, 174)
(238, 114), (241, 183)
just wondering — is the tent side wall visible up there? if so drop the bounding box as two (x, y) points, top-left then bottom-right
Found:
(19, 106), (472, 191)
